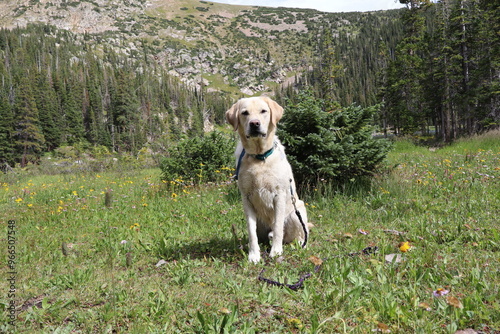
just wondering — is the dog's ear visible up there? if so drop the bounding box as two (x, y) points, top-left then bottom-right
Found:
(263, 97), (284, 126)
(225, 101), (240, 131)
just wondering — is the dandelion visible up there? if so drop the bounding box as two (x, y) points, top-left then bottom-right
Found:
(72, 191), (78, 196)
(27, 203), (33, 207)
(15, 198), (23, 203)
(398, 241), (412, 252)
(433, 288), (449, 297)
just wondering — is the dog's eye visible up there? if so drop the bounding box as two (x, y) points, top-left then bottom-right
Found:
(261, 109), (268, 114)
(241, 111), (249, 116)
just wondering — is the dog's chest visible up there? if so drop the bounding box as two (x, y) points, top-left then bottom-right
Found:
(239, 155), (291, 211)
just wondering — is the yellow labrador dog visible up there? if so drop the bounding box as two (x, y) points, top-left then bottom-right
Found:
(226, 96), (309, 263)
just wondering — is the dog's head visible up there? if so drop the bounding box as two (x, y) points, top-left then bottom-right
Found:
(225, 97), (284, 143)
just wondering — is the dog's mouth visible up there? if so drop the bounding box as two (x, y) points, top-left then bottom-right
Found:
(246, 131), (267, 139)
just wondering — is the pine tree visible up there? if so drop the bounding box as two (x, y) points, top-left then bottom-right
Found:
(0, 94), (15, 168)
(278, 89), (391, 189)
(13, 75), (45, 166)
(473, 0), (499, 130)
(62, 76), (85, 145)
(35, 69), (61, 150)
(383, 0), (431, 135)
(111, 67), (141, 151)
(316, 27), (342, 109)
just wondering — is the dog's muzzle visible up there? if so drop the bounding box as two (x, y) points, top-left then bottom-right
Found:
(247, 119), (267, 138)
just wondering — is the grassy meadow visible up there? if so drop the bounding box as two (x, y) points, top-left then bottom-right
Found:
(1, 132), (500, 333)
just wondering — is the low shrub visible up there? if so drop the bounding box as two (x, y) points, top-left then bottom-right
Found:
(160, 131), (235, 185)
(278, 89), (392, 190)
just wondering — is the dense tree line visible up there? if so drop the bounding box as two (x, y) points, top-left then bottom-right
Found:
(278, 10), (404, 108)
(279, 0), (498, 142)
(0, 24), (230, 167)
(1, 2), (496, 169)
(381, 0), (499, 141)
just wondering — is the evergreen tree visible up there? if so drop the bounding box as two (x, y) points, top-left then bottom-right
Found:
(61, 76), (85, 145)
(473, 0), (499, 129)
(35, 69), (61, 150)
(278, 89), (391, 189)
(317, 27), (342, 108)
(0, 94), (15, 168)
(111, 67), (141, 152)
(13, 75), (45, 166)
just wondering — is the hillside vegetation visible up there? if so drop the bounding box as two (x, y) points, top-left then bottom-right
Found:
(0, 0), (401, 97)
(0, 0), (404, 167)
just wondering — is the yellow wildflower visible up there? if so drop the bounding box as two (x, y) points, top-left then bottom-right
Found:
(399, 241), (412, 252)
(287, 318), (303, 329)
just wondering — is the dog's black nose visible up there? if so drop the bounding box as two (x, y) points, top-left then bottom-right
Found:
(249, 120), (260, 129)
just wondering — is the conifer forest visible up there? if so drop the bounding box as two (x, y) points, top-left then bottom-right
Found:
(0, 0), (498, 167)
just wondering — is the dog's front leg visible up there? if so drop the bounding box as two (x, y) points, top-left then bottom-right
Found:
(243, 200), (261, 263)
(269, 193), (285, 258)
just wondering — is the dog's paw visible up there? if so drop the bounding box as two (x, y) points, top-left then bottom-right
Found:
(248, 251), (261, 263)
(269, 246), (283, 258)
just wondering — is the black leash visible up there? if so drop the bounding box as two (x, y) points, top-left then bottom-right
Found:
(258, 267), (320, 291)
(290, 179), (308, 248)
(258, 246), (379, 290)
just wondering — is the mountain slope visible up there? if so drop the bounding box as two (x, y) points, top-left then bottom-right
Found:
(0, 0), (402, 98)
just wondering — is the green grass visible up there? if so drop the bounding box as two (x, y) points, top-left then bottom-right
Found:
(1, 132), (499, 333)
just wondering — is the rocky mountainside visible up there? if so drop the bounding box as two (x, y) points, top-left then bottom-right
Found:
(0, 0), (400, 97)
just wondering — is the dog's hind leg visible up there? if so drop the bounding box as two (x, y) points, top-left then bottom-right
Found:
(256, 219), (271, 245)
